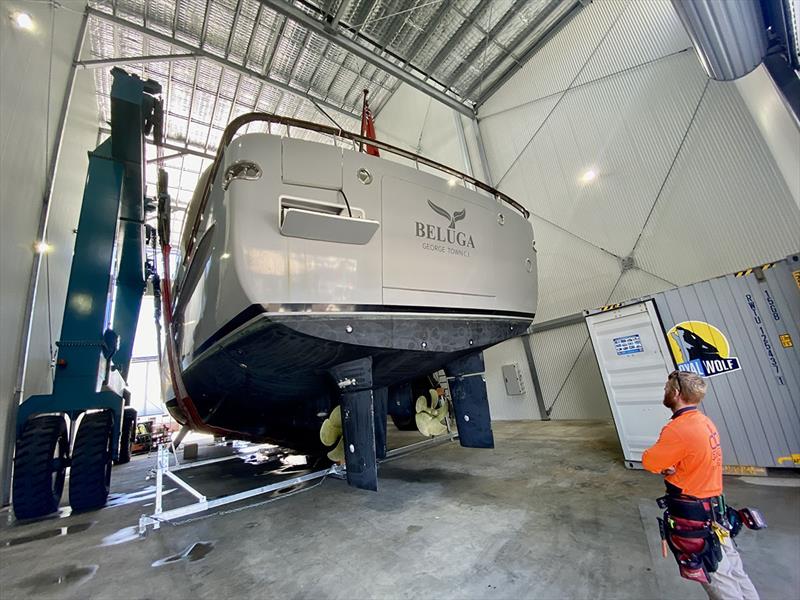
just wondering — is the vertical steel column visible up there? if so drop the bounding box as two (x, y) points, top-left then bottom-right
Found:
(452, 112), (475, 179)
(472, 117), (494, 187)
(521, 334), (549, 420)
(2, 10), (89, 505)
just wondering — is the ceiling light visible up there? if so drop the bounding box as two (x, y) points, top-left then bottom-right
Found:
(10, 11), (34, 31)
(448, 178), (458, 187)
(580, 169), (597, 184)
(34, 241), (51, 254)
(220, 252), (230, 260)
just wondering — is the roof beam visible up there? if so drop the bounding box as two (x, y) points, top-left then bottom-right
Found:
(469, 0), (581, 105)
(87, 7), (361, 120)
(330, 0), (354, 30)
(423, 1), (494, 77)
(372, 0), (452, 116)
(76, 53), (198, 69)
(258, 0), (473, 116)
(445, 0), (527, 91)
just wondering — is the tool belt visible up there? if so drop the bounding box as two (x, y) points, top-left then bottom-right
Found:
(656, 494), (724, 584)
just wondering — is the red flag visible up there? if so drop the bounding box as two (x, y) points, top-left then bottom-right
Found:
(361, 89), (380, 157)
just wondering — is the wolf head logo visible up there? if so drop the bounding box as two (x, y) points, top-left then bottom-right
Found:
(427, 199), (466, 229)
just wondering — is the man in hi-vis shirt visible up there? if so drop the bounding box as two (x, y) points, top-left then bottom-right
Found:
(643, 370), (759, 600)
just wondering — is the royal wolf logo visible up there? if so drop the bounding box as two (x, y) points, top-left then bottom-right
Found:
(427, 199), (466, 229)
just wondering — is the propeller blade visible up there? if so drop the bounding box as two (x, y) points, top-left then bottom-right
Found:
(327, 437), (345, 463)
(320, 405), (343, 446)
(329, 405), (342, 428)
(416, 413), (448, 437)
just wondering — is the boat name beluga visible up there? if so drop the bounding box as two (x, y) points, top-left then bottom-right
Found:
(415, 199), (476, 250)
(415, 222), (475, 248)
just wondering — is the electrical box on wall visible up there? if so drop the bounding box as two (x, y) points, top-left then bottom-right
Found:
(501, 363), (525, 396)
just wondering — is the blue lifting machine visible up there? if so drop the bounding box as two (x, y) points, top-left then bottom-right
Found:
(12, 68), (164, 519)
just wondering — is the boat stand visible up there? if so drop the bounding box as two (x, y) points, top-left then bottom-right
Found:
(138, 429), (459, 533)
(138, 445), (340, 533)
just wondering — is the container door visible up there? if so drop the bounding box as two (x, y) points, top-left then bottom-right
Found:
(585, 301), (673, 463)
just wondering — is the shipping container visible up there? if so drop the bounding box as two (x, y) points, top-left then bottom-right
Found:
(585, 253), (799, 470)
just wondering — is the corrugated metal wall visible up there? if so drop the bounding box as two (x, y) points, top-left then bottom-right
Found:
(477, 0), (800, 420)
(375, 83), (467, 172)
(529, 323), (610, 420)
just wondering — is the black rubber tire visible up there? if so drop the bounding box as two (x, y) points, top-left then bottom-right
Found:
(12, 415), (68, 520)
(69, 410), (113, 513)
(391, 376), (437, 431)
(390, 413), (417, 431)
(115, 408), (137, 465)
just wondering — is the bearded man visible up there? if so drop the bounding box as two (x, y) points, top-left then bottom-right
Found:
(643, 370), (759, 600)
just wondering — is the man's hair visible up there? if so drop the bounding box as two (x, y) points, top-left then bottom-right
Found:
(669, 371), (707, 404)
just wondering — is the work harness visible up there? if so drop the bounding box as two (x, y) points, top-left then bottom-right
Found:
(656, 487), (766, 584)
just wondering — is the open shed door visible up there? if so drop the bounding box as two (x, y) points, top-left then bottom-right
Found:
(585, 301), (674, 465)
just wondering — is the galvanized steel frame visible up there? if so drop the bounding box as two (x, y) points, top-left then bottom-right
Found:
(259, 0), (474, 116)
(471, 0), (582, 105)
(87, 7), (361, 121)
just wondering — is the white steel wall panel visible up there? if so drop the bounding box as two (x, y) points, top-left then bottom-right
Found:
(475, 0), (800, 421)
(375, 83), (467, 173)
(484, 337), (542, 421)
(517, 214), (622, 322)
(418, 99), (467, 171)
(529, 323), (610, 421)
(549, 340), (611, 420)
(608, 268), (673, 305)
(477, 93), (561, 183)
(636, 80), (800, 286)
(495, 51), (707, 256)
(480, 0), (625, 118)
(574, 0), (691, 86)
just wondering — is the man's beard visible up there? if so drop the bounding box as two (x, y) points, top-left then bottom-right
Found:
(663, 390), (680, 411)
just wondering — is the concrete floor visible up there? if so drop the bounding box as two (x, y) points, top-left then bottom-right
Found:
(1, 421), (798, 599)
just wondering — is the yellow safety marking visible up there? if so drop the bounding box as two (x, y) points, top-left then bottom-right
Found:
(794, 270), (800, 290)
(734, 269), (753, 278)
(762, 262), (775, 270)
(600, 303), (622, 312)
(723, 465), (767, 476)
(777, 454), (800, 465)
(779, 333), (794, 348)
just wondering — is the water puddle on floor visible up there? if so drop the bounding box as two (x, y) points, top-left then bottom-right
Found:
(2, 522), (94, 548)
(99, 526), (142, 547)
(106, 486), (176, 508)
(18, 564), (98, 593)
(151, 541), (215, 567)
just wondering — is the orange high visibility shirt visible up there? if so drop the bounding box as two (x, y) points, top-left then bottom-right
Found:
(642, 407), (723, 498)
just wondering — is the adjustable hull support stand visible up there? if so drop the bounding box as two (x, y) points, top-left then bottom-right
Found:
(328, 357), (380, 491)
(446, 352), (494, 449)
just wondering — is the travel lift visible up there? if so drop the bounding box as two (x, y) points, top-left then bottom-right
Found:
(12, 69), (160, 520)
